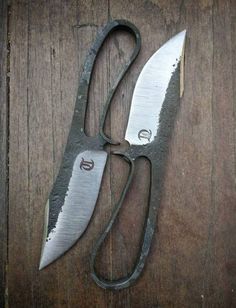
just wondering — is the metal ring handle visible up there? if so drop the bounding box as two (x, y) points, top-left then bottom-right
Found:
(90, 153), (160, 290)
(90, 152), (135, 289)
(73, 19), (141, 144)
(98, 20), (141, 145)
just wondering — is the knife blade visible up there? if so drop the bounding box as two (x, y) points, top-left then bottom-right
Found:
(91, 30), (186, 289)
(39, 20), (141, 270)
(125, 30), (186, 145)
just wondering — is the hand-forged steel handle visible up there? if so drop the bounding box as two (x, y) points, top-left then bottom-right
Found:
(73, 19), (141, 145)
(90, 153), (159, 290)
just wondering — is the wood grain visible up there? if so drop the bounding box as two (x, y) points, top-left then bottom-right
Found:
(0, 1), (8, 307)
(5, 0), (236, 307)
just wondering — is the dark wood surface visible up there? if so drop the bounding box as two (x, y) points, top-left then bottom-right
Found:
(0, 0), (234, 307)
(0, 0), (8, 307)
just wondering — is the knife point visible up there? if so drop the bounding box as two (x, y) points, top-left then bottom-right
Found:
(39, 261), (44, 271)
(39, 254), (52, 271)
(39, 256), (46, 271)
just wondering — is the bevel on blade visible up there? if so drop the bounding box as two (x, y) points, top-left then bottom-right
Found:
(125, 30), (186, 146)
(39, 150), (108, 270)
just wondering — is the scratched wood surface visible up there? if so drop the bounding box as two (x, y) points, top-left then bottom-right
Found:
(0, 1), (8, 307)
(1, 0), (235, 307)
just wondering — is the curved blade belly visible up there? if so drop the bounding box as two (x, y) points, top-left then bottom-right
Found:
(39, 150), (107, 270)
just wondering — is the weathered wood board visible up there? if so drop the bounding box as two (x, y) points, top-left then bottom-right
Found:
(0, 0), (7, 307)
(0, 0), (235, 307)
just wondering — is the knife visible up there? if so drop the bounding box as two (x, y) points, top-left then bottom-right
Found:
(90, 29), (186, 289)
(39, 20), (141, 270)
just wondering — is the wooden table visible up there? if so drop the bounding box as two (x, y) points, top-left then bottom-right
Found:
(0, 0), (236, 307)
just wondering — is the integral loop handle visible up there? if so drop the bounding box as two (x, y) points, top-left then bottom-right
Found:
(73, 19), (141, 144)
(90, 152), (135, 289)
(90, 155), (160, 290)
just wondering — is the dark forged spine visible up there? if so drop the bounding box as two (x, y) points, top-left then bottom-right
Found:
(90, 64), (181, 289)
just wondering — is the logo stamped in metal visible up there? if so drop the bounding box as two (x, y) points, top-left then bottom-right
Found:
(80, 158), (95, 171)
(138, 129), (152, 142)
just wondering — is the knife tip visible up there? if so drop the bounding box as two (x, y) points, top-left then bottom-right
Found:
(39, 249), (52, 271)
(179, 29), (187, 40)
(39, 257), (46, 271)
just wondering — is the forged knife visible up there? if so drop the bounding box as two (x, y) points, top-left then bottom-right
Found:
(39, 20), (141, 270)
(90, 30), (186, 289)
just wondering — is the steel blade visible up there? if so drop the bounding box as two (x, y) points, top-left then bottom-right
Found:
(125, 30), (186, 145)
(39, 150), (107, 270)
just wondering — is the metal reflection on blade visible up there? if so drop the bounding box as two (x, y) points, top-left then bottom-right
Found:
(125, 30), (186, 146)
(39, 150), (107, 270)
